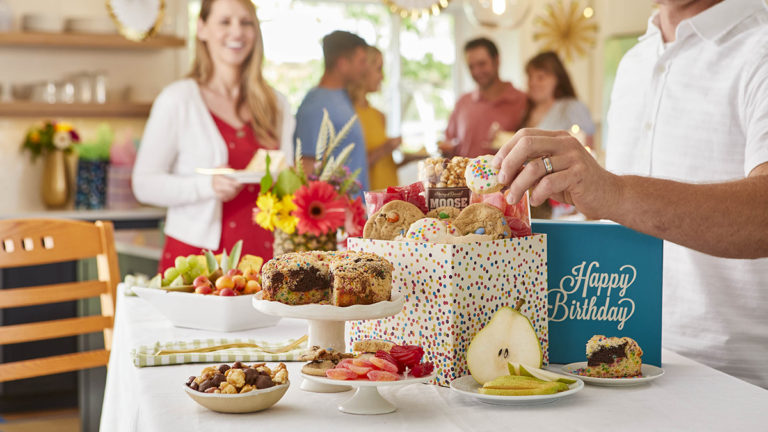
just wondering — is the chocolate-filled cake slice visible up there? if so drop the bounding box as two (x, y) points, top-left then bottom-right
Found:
(261, 252), (332, 305)
(584, 335), (643, 378)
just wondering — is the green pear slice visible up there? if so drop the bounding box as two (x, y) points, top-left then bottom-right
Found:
(479, 380), (567, 396)
(466, 305), (542, 385)
(510, 362), (577, 385)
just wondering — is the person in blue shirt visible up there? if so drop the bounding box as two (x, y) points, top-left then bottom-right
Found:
(294, 30), (370, 192)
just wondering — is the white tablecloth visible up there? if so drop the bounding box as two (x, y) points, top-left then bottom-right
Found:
(102, 286), (768, 431)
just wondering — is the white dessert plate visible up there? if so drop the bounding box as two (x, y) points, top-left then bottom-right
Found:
(134, 287), (281, 332)
(560, 362), (665, 386)
(449, 375), (584, 406)
(252, 291), (405, 322)
(302, 372), (436, 414)
(195, 168), (265, 184)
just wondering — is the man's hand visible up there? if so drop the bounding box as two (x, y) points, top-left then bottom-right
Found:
(212, 166), (243, 202)
(492, 128), (622, 220)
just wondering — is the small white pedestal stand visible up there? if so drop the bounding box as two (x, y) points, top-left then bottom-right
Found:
(301, 372), (437, 414)
(253, 292), (405, 393)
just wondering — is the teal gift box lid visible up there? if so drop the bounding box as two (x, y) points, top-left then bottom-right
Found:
(532, 219), (663, 366)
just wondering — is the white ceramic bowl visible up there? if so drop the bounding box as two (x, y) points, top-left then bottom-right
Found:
(184, 381), (289, 413)
(22, 14), (65, 33)
(133, 287), (281, 332)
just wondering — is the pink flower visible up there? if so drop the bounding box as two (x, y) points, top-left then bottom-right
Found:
(292, 181), (347, 236)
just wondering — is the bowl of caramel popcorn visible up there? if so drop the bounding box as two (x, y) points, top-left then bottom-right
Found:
(183, 361), (289, 413)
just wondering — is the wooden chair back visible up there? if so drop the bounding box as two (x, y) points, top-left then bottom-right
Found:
(0, 219), (119, 382)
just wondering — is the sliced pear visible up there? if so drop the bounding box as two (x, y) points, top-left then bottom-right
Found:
(480, 379), (567, 396)
(509, 362), (577, 385)
(482, 375), (544, 389)
(466, 300), (543, 385)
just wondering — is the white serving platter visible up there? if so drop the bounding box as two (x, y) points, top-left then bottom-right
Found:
(133, 287), (281, 332)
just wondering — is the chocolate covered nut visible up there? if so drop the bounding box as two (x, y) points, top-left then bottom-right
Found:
(255, 374), (275, 389)
(232, 361), (244, 369)
(186, 376), (196, 387)
(244, 368), (260, 385)
(198, 378), (215, 393)
(218, 364), (230, 374)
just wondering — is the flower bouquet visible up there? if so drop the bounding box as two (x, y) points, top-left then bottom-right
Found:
(253, 110), (367, 255)
(21, 121), (81, 208)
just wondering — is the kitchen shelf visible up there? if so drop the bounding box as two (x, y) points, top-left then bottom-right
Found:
(0, 31), (186, 49)
(0, 102), (152, 118)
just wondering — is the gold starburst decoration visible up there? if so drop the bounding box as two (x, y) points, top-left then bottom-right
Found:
(533, 0), (598, 62)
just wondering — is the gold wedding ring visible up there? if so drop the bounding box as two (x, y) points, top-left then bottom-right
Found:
(542, 156), (554, 175)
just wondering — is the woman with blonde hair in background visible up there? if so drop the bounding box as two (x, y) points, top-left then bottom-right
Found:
(133, 0), (294, 270)
(348, 46), (403, 190)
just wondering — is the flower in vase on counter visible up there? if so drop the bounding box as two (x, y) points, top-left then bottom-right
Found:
(21, 121), (81, 160)
(253, 110), (366, 242)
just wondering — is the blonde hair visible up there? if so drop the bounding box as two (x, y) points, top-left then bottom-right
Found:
(189, 0), (279, 146)
(348, 45), (382, 107)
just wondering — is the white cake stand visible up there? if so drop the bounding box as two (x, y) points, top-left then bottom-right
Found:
(252, 291), (405, 393)
(301, 372), (436, 414)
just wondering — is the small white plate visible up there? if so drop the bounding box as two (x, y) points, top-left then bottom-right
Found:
(195, 168), (266, 184)
(449, 375), (584, 405)
(560, 362), (665, 386)
(302, 372), (436, 414)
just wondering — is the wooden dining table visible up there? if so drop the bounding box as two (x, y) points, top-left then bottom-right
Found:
(101, 284), (768, 431)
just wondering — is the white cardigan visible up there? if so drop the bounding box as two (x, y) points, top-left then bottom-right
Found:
(132, 79), (296, 250)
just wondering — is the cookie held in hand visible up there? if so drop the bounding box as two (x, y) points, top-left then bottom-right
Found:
(465, 155), (503, 194)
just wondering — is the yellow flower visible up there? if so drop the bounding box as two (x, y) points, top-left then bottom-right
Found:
(54, 122), (73, 133)
(29, 130), (40, 143)
(254, 193), (278, 231)
(274, 195), (298, 234)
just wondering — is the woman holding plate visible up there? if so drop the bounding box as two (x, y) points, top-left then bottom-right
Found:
(133, 0), (294, 270)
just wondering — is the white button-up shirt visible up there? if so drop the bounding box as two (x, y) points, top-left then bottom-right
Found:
(605, 0), (768, 388)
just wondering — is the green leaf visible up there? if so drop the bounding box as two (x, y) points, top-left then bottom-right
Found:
(204, 250), (219, 273)
(221, 249), (230, 273)
(229, 240), (243, 271)
(275, 169), (303, 197)
(260, 153), (273, 192)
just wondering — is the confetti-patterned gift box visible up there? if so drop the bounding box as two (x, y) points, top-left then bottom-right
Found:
(347, 236), (548, 387)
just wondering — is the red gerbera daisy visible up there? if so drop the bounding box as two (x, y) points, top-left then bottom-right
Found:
(292, 181), (347, 236)
(345, 196), (367, 237)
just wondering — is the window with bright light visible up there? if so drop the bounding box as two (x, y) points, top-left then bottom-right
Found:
(188, 0), (456, 184)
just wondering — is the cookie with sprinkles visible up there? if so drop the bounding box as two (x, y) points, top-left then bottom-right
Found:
(363, 200), (425, 241)
(464, 155), (503, 194)
(452, 203), (512, 239)
(405, 218), (453, 243)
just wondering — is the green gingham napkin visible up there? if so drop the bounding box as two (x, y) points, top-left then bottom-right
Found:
(131, 336), (308, 367)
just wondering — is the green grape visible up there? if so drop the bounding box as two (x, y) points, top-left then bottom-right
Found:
(186, 255), (199, 269)
(163, 267), (180, 281)
(174, 256), (190, 274)
(188, 266), (202, 280)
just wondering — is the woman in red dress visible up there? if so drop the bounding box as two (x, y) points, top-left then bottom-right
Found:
(133, 0), (294, 272)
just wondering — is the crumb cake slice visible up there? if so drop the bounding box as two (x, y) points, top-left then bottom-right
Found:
(329, 252), (393, 306)
(260, 251), (393, 306)
(260, 252), (331, 305)
(584, 335), (643, 378)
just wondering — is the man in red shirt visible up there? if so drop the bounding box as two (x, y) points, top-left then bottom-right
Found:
(440, 38), (527, 158)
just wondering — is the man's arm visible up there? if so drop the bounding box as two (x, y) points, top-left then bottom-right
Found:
(494, 129), (768, 259)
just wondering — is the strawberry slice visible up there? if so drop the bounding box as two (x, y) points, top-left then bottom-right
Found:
(409, 362), (434, 378)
